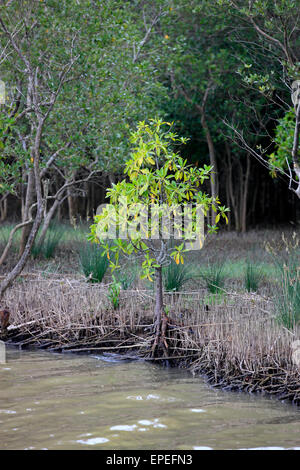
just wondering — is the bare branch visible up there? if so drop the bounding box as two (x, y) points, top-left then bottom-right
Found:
(133, 8), (166, 63)
(40, 143), (71, 179)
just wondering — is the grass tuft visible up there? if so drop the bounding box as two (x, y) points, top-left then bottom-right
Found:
(115, 266), (138, 290)
(274, 257), (300, 329)
(200, 260), (225, 294)
(244, 259), (263, 292)
(31, 224), (65, 259)
(107, 276), (121, 309)
(163, 261), (194, 292)
(79, 243), (109, 283)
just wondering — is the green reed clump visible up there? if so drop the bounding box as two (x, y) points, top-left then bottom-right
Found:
(266, 233), (300, 329)
(274, 258), (300, 329)
(32, 224), (65, 259)
(0, 223), (21, 253)
(244, 259), (263, 292)
(200, 260), (225, 294)
(79, 243), (109, 283)
(163, 261), (195, 292)
(114, 266), (138, 290)
(107, 276), (121, 309)
(0, 230), (9, 256)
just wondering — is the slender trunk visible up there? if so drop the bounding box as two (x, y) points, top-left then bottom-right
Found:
(57, 202), (62, 221)
(154, 266), (163, 335)
(66, 170), (77, 225)
(56, 176), (63, 221)
(226, 143), (240, 231)
(292, 102), (300, 197)
(225, 166), (231, 231)
(0, 205), (43, 299)
(38, 197), (63, 246)
(19, 168), (35, 256)
(250, 180), (258, 227)
(241, 154), (251, 233)
(67, 189), (77, 225)
(91, 181), (95, 217)
(85, 181), (90, 221)
(238, 160), (243, 232)
(21, 184), (25, 220)
(200, 112), (218, 225)
(0, 195), (8, 222)
(0, 218), (33, 266)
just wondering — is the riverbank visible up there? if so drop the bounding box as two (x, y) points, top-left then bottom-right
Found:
(2, 276), (300, 407)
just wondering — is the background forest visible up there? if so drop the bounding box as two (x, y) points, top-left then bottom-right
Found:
(1, 0), (300, 236)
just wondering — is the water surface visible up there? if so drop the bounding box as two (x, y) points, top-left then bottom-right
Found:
(0, 347), (300, 450)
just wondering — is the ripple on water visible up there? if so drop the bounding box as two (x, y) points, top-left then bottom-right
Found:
(138, 419), (167, 428)
(110, 419), (167, 433)
(126, 395), (143, 401)
(193, 446), (213, 450)
(146, 394), (160, 400)
(110, 424), (138, 432)
(240, 447), (285, 450)
(77, 437), (109, 446)
(138, 419), (157, 426)
(126, 394), (177, 402)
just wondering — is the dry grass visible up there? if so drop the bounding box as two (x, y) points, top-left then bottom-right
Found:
(3, 278), (153, 351)
(2, 275), (300, 405)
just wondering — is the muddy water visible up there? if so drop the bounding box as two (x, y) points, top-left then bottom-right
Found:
(0, 347), (300, 450)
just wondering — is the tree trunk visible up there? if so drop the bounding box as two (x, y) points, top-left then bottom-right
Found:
(241, 154), (251, 233)
(154, 266), (163, 335)
(226, 144), (240, 231)
(19, 168), (35, 256)
(225, 164), (231, 231)
(0, 219), (34, 267)
(38, 195), (66, 247)
(67, 189), (77, 225)
(151, 264), (168, 358)
(90, 181), (95, 217)
(200, 111), (218, 225)
(0, 205), (43, 299)
(0, 195), (8, 222)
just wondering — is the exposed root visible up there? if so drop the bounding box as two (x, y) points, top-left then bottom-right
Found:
(151, 310), (169, 358)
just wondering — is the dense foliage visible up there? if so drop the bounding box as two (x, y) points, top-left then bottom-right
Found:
(0, 0), (299, 299)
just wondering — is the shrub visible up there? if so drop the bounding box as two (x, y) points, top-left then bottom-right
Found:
(0, 225), (10, 251)
(79, 243), (109, 283)
(200, 260), (225, 294)
(32, 224), (64, 259)
(163, 261), (194, 292)
(114, 266), (138, 290)
(0, 223), (20, 252)
(274, 257), (300, 329)
(244, 259), (263, 292)
(266, 233), (300, 329)
(107, 276), (121, 309)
